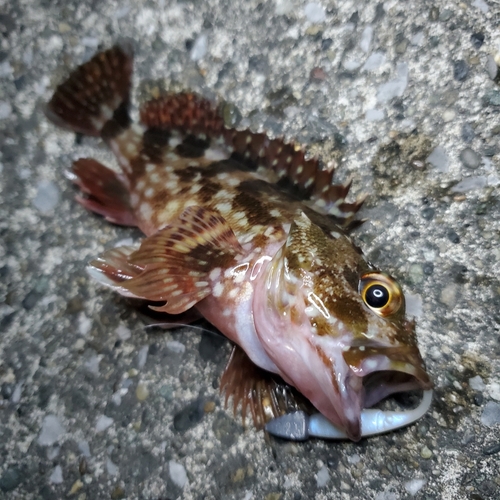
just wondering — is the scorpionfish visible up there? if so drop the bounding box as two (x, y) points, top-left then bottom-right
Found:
(47, 44), (432, 441)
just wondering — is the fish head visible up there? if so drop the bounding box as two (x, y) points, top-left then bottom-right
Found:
(253, 213), (432, 441)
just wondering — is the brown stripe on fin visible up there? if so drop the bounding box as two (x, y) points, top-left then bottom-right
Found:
(122, 206), (243, 314)
(46, 43), (133, 137)
(220, 345), (312, 429)
(69, 158), (137, 226)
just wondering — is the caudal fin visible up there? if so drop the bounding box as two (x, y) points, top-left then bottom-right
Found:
(46, 43), (133, 138)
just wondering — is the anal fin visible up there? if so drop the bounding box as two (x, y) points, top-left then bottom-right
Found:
(69, 158), (137, 226)
(220, 345), (312, 429)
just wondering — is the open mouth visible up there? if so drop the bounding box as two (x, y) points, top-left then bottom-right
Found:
(343, 344), (433, 406)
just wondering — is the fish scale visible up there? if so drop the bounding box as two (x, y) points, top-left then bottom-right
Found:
(47, 43), (432, 442)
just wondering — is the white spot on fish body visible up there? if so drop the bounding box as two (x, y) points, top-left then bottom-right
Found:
(132, 123), (144, 135)
(212, 282), (224, 297)
(214, 189), (232, 200)
(232, 211), (247, 221)
(137, 180), (146, 191)
(145, 187), (154, 198)
(304, 177), (314, 188)
(166, 152), (178, 160)
(168, 137), (181, 148)
(209, 267), (221, 281)
(100, 105), (113, 120)
(225, 177), (240, 187)
(150, 173), (160, 183)
(146, 163), (156, 173)
(204, 148), (229, 161)
(130, 193), (139, 207)
(165, 200), (180, 214)
(216, 202), (232, 214)
(140, 203), (153, 220)
(165, 180), (179, 191)
(126, 143), (137, 155)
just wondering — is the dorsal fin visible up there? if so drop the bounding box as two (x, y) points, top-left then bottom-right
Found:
(139, 93), (364, 228)
(140, 92), (225, 138)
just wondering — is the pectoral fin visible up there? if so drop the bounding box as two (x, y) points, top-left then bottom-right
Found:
(88, 206), (242, 315)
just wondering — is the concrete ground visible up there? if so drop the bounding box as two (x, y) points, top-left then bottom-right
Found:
(1, 0), (499, 498)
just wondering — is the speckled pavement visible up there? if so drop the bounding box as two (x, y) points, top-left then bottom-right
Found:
(1, 1), (499, 499)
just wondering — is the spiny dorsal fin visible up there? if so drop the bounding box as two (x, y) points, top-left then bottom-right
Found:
(46, 43), (133, 137)
(139, 93), (364, 228)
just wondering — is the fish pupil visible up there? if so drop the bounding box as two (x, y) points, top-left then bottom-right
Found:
(365, 284), (389, 308)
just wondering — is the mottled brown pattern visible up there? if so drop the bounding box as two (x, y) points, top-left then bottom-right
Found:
(343, 266), (361, 291)
(174, 165), (205, 183)
(174, 134), (210, 158)
(141, 127), (171, 162)
(232, 190), (279, 227)
(129, 155), (147, 180)
(101, 101), (132, 140)
(197, 180), (223, 204)
(323, 291), (368, 336)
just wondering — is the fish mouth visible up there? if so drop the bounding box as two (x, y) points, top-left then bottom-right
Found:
(341, 345), (433, 439)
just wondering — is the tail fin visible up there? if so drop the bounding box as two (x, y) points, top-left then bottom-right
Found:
(46, 43), (133, 138)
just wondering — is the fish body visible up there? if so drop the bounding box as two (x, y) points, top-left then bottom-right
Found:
(47, 44), (432, 441)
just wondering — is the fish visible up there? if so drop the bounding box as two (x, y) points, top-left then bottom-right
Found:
(46, 43), (433, 442)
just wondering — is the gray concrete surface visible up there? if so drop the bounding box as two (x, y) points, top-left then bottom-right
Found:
(1, 0), (500, 498)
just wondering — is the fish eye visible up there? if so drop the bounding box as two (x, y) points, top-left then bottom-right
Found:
(359, 272), (403, 316)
